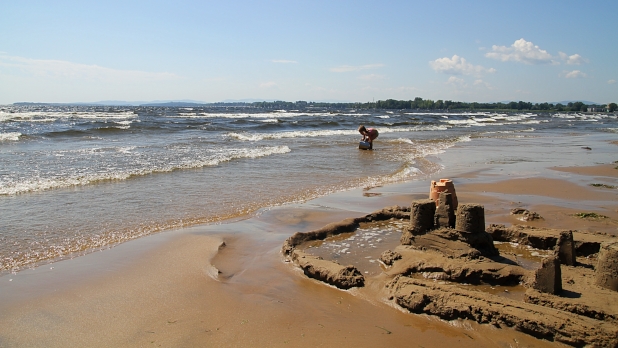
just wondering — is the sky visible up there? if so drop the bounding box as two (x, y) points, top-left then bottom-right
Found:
(1, 0), (617, 105)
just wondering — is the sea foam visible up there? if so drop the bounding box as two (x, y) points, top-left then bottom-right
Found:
(0, 132), (22, 141)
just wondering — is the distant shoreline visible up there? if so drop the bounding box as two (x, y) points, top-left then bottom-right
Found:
(8, 98), (615, 112)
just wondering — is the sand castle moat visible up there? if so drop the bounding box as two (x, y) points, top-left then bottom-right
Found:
(282, 182), (618, 347)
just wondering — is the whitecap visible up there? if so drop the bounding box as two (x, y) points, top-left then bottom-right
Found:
(0, 145), (292, 195)
(0, 132), (22, 141)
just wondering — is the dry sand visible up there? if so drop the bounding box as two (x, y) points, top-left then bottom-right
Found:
(0, 162), (617, 347)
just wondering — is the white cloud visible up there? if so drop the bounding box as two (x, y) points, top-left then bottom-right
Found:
(558, 52), (587, 65)
(259, 81), (277, 88)
(429, 55), (495, 76)
(608, 79), (617, 84)
(473, 79), (494, 90)
(485, 38), (556, 65)
(358, 74), (384, 81)
(561, 70), (587, 79)
(0, 54), (181, 82)
(330, 63), (384, 73)
(446, 76), (466, 87)
(271, 59), (297, 64)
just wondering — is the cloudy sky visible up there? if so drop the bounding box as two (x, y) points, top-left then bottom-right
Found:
(1, 0), (617, 104)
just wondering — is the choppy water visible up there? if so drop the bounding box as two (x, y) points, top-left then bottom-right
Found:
(1, 104), (616, 272)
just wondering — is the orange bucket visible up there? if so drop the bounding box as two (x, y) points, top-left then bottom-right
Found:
(429, 179), (458, 210)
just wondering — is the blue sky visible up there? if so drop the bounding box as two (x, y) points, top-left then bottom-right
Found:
(1, 0), (617, 104)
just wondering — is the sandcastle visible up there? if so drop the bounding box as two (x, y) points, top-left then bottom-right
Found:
(281, 180), (618, 346)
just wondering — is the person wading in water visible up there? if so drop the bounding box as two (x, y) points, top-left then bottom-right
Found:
(358, 125), (379, 149)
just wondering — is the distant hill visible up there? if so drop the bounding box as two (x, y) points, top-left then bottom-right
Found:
(13, 99), (353, 106)
(222, 98), (275, 103)
(139, 101), (210, 107)
(13, 100), (211, 107)
(223, 98), (353, 103)
(92, 100), (148, 106)
(555, 100), (602, 105)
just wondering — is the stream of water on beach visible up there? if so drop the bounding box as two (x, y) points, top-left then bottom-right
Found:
(1, 105), (616, 273)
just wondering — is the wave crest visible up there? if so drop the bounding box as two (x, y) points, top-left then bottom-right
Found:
(0, 145), (291, 195)
(0, 132), (22, 141)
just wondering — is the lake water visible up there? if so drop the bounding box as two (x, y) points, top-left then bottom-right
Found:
(1, 104), (616, 272)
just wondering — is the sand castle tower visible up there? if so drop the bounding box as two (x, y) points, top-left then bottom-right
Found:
(455, 204), (485, 234)
(596, 242), (618, 292)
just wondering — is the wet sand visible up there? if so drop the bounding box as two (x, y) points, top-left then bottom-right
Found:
(1, 159), (617, 346)
(456, 163), (618, 235)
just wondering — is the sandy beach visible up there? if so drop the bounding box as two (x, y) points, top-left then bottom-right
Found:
(3, 0), (618, 345)
(1, 144), (617, 347)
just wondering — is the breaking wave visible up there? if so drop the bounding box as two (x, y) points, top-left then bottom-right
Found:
(0, 145), (291, 195)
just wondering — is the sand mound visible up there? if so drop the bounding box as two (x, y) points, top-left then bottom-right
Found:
(282, 201), (618, 347)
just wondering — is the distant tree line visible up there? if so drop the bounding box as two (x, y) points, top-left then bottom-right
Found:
(252, 98), (618, 112)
